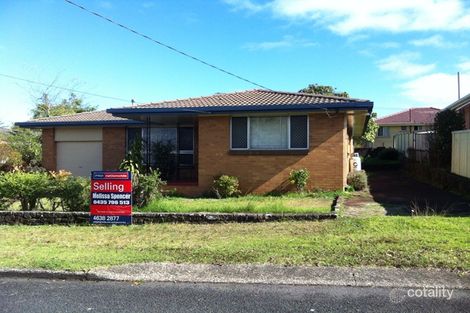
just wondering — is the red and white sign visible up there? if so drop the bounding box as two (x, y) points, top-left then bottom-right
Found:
(90, 171), (132, 224)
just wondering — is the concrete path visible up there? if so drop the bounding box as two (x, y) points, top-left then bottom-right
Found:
(3, 263), (468, 289)
(343, 170), (470, 217)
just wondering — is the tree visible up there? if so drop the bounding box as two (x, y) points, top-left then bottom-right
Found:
(299, 84), (349, 98)
(429, 109), (464, 169)
(32, 92), (96, 118)
(360, 112), (379, 145)
(8, 91), (95, 169)
(300, 83), (377, 144)
(7, 127), (42, 167)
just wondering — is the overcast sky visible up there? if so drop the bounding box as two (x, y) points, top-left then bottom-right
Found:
(1, 0), (470, 125)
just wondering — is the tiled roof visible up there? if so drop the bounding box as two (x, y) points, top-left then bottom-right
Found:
(15, 110), (141, 127)
(17, 89), (373, 127)
(113, 89), (369, 110)
(377, 107), (440, 125)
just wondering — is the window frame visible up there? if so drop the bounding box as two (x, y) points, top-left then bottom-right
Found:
(230, 114), (309, 151)
(377, 126), (389, 138)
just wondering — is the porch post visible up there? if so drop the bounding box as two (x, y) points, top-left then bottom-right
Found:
(146, 116), (151, 174)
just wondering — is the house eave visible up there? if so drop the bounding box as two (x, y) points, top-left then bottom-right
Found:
(15, 120), (144, 128)
(107, 102), (374, 116)
(445, 93), (470, 111)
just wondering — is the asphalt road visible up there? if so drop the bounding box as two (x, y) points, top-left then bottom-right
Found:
(0, 278), (468, 313)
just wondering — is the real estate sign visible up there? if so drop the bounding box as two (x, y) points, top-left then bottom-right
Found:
(90, 171), (132, 225)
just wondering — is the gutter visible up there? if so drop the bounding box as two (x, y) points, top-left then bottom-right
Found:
(15, 120), (144, 128)
(444, 93), (470, 111)
(106, 102), (374, 116)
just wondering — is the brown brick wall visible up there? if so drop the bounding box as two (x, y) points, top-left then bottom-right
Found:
(190, 113), (346, 196)
(102, 127), (126, 170)
(41, 128), (56, 171)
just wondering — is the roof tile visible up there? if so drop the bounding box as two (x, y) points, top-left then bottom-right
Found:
(113, 89), (368, 109)
(377, 107), (440, 125)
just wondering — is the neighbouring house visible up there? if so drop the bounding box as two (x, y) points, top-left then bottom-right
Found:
(444, 93), (470, 129)
(16, 89), (373, 196)
(373, 107), (440, 148)
(445, 93), (470, 178)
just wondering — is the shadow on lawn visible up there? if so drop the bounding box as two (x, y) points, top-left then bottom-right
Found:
(366, 170), (470, 217)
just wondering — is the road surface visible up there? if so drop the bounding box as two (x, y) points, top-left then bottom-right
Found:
(1, 278), (468, 312)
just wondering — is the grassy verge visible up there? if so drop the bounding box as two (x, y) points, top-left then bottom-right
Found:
(138, 193), (339, 214)
(0, 216), (468, 271)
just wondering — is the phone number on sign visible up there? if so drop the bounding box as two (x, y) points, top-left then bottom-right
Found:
(92, 215), (121, 222)
(92, 200), (131, 205)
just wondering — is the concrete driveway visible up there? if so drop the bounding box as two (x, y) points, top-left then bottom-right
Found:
(343, 170), (470, 217)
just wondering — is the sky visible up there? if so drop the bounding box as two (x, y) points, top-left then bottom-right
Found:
(1, 0), (470, 126)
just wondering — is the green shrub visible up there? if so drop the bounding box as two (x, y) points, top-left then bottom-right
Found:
(0, 170), (90, 211)
(133, 169), (166, 208)
(368, 147), (385, 158)
(0, 171), (51, 210)
(377, 148), (400, 160)
(119, 138), (144, 177)
(0, 142), (22, 172)
(362, 157), (402, 171)
(54, 176), (90, 212)
(289, 168), (310, 192)
(347, 170), (368, 191)
(212, 175), (240, 198)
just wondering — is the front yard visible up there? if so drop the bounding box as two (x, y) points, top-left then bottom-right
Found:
(1, 216), (468, 271)
(138, 193), (336, 214)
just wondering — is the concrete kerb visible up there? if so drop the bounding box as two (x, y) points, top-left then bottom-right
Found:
(1, 264), (468, 290)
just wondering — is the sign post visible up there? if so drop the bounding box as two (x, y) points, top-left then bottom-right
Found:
(90, 171), (132, 225)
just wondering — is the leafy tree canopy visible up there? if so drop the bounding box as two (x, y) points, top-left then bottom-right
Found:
(7, 127), (42, 167)
(32, 92), (96, 119)
(299, 84), (349, 98)
(361, 112), (379, 144)
(5, 91), (95, 169)
(299, 83), (376, 143)
(429, 109), (464, 168)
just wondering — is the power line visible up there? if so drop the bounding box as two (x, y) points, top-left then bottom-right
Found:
(0, 73), (136, 103)
(63, 0), (271, 90)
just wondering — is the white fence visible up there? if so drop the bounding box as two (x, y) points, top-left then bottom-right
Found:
(393, 131), (433, 161)
(451, 130), (470, 178)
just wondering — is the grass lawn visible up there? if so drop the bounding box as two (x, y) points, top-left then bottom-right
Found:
(0, 216), (468, 271)
(137, 193), (338, 214)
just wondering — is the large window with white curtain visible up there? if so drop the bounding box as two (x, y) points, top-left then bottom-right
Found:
(231, 115), (308, 150)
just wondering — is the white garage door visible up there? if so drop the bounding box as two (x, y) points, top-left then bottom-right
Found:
(57, 141), (102, 177)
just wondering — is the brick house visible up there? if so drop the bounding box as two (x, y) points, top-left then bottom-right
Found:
(16, 90), (373, 196)
(373, 107), (440, 148)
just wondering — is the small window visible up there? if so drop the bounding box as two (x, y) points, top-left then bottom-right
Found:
(231, 117), (248, 149)
(401, 126), (407, 131)
(290, 115), (308, 149)
(231, 115), (308, 150)
(377, 126), (389, 137)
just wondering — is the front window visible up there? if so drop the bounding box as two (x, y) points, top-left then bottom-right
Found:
(231, 115), (308, 150)
(127, 127), (196, 182)
(377, 126), (389, 137)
